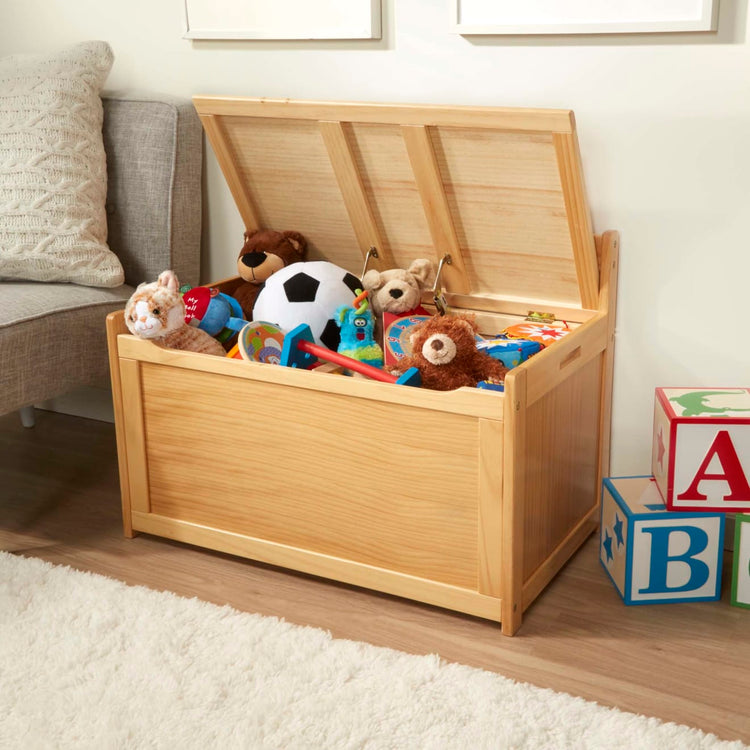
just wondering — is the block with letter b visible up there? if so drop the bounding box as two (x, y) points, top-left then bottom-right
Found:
(652, 388), (750, 513)
(600, 476), (724, 604)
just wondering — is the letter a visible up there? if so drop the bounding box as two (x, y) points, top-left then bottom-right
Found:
(677, 430), (750, 503)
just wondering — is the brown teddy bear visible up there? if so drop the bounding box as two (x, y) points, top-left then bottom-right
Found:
(390, 313), (508, 391)
(233, 229), (307, 319)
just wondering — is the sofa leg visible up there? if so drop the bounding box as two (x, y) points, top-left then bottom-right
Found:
(19, 405), (35, 428)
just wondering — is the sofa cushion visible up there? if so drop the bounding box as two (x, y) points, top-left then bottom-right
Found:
(0, 281), (133, 329)
(0, 41), (124, 288)
(0, 281), (134, 415)
(102, 96), (202, 288)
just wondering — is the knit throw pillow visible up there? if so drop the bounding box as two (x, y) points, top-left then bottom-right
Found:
(0, 41), (124, 287)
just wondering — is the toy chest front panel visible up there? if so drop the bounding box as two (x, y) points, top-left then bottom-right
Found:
(109, 97), (617, 633)
(139, 363), (485, 588)
(113, 315), (608, 627)
(113, 333), (508, 621)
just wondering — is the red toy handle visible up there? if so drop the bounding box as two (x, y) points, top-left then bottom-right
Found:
(296, 339), (398, 383)
(280, 324), (420, 387)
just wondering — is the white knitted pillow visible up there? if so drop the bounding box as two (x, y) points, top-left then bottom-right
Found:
(0, 41), (124, 287)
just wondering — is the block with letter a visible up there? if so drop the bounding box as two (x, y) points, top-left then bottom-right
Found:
(652, 387), (750, 513)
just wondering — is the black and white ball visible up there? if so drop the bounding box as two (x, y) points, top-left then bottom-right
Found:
(253, 261), (362, 350)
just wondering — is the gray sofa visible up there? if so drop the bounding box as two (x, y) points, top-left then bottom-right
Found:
(0, 94), (203, 423)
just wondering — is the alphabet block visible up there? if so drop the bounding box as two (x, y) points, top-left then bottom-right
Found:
(600, 476), (724, 604)
(731, 513), (750, 609)
(652, 387), (750, 513)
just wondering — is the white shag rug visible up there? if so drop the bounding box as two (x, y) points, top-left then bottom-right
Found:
(0, 551), (745, 750)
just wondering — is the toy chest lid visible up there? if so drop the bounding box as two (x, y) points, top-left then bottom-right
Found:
(193, 96), (600, 316)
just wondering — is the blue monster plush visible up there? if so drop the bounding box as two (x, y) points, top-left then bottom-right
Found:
(335, 291), (384, 371)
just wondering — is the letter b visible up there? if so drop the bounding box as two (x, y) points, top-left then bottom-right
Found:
(638, 525), (710, 594)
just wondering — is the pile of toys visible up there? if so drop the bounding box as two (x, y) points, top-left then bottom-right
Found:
(123, 228), (573, 393)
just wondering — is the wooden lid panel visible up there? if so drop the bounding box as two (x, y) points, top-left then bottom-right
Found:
(196, 97), (599, 312)
(218, 116), (363, 272)
(434, 128), (580, 304)
(349, 123), (439, 275)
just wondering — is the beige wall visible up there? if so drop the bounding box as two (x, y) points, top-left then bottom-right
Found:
(3, 0), (750, 475)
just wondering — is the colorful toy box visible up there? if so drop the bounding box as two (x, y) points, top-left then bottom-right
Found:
(600, 476), (724, 604)
(731, 513), (750, 609)
(652, 387), (750, 513)
(476, 338), (542, 369)
(106, 96), (619, 636)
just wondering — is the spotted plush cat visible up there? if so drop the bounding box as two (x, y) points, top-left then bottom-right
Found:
(124, 270), (225, 356)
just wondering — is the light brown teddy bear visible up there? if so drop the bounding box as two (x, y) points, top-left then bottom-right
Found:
(390, 313), (508, 391)
(362, 258), (435, 351)
(362, 258), (434, 319)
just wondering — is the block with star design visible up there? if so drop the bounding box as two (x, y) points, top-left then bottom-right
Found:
(652, 388), (750, 513)
(731, 514), (750, 609)
(600, 476), (724, 605)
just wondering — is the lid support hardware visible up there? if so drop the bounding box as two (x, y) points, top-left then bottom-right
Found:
(361, 246), (379, 280)
(401, 124), (471, 297)
(432, 254), (452, 315)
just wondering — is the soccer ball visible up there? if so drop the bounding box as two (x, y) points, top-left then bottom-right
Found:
(252, 261), (362, 350)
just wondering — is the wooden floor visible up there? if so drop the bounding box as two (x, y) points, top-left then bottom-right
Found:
(1, 409), (748, 745)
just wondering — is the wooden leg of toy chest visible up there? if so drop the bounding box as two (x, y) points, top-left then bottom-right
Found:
(501, 367), (527, 636)
(106, 311), (136, 539)
(595, 231), (620, 500)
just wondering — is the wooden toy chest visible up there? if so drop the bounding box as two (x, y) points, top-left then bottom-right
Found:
(106, 97), (619, 635)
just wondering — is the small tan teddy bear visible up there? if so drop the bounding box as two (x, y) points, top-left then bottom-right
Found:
(389, 313), (508, 391)
(362, 258), (435, 318)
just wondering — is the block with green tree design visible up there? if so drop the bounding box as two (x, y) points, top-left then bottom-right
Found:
(652, 388), (750, 513)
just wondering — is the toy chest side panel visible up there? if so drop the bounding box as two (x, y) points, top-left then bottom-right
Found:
(509, 234), (618, 618)
(111, 331), (506, 621)
(519, 338), (603, 603)
(524, 355), (601, 549)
